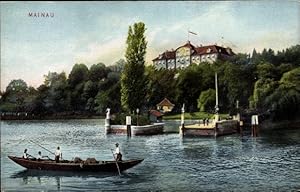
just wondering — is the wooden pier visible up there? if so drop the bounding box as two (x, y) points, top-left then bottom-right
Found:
(180, 120), (239, 137)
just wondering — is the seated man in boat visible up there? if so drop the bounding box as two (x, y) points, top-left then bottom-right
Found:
(23, 149), (34, 159)
(55, 146), (62, 163)
(114, 143), (122, 161)
(37, 151), (50, 161)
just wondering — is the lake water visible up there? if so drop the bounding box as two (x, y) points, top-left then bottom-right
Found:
(1, 119), (300, 191)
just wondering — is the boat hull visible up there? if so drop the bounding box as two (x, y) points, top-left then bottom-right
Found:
(8, 156), (143, 172)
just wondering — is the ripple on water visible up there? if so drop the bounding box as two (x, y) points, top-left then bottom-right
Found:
(1, 120), (300, 191)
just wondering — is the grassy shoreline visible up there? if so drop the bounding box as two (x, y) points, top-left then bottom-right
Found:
(164, 112), (229, 120)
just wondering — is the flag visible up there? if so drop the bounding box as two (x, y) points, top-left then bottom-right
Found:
(188, 31), (197, 35)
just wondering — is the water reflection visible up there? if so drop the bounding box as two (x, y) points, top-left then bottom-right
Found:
(11, 169), (120, 180)
(10, 169), (150, 191)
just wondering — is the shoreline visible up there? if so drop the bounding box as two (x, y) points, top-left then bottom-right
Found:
(0, 114), (104, 121)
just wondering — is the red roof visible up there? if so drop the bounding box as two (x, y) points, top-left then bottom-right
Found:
(153, 42), (234, 62)
(175, 41), (196, 51)
(149, 110), (163, 117)
(153, 50), (176, 61)
(157, 98), (175, 107)
(193, 45), (234, 56)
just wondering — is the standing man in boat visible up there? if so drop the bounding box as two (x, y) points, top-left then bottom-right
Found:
(114, 143), (122, 161)
(55, 146), (62, 163)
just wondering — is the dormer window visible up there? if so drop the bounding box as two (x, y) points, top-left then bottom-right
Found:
(206, 48), (211, 53)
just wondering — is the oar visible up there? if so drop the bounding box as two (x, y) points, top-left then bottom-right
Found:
(29, 140), (63, 160)
(111, 149), (121, 176)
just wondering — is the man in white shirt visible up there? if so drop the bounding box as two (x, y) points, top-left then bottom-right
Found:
(37, 151), (42, 160)
(23, 149), (29, 159)
(55, 146), (62, 163)
(37, 151), (49, 161)
(114, 143), (122, 161)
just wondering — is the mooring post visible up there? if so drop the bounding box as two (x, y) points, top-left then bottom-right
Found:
(239, 121), (243, 136)
(180, 104), (185, 136)
(105, 108), (111, 131)
(251, 115), (259, 137)
(126, 116), (131, 137)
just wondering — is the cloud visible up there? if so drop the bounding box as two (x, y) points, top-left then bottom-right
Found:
(74, 35), (127, 66)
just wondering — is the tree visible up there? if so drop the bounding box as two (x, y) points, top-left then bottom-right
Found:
(68, 64), (89, 111)
(68, 64), (89, 88)
(121, 22), (147, 113)
(176, 64), (203, 112)
(5, 79), (29, 108)
(43, 72), (69, 113)
(110, 59), (126, 72)
(264, 67), (300, 120)
(197, 89), (216, 112)
(89, 63), (109, 82)
(252, 78), (278, 110)
(256, 63), (277, 79)
(146, 66), (177, 109)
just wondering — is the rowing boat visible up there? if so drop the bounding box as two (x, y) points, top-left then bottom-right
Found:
(8, 156), (143, 172)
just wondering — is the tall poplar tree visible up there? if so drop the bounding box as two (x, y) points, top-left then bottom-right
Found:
(121, 22), (147, 113)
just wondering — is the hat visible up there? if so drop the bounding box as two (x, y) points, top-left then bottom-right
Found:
(115, 143), (119, 146)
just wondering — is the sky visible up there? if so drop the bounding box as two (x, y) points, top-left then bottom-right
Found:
(1, 1), (299, 90)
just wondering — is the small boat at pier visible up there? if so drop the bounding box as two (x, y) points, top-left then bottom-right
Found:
(8, 156), (143, 173)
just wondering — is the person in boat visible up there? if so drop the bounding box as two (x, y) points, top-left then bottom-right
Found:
(23, 149), (34, 159)
(37, 151), (50, 161)
(55, 146), (62, 163)
(114, 143), (122, 161)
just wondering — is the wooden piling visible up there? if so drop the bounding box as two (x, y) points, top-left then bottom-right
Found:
(251, 115), (259, 137)
(126, 116), (131, 137)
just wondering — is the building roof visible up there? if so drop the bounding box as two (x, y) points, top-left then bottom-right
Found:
(193, 45), (234, 56)
(157, 98), (175, 107)
(153, 42), (235, 62)
(175, 41), (196, 51)
(152, 50), (176, 61)
(149, 110), (163, 117)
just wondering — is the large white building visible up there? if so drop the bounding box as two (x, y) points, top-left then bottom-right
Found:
(152, 41), (234, 70)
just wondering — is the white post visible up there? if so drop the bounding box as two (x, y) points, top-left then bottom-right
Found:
(180, 104), (185, 135)
(105, 108), (111, 130)
(215, 72), (219, 123)
(126, 116), (132, 137)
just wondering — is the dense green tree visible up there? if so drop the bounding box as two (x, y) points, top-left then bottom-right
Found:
(4, 79), (29, 109)
(252, 78), (278, 110)
(68, 64), (89, 111)
(176, 64), (203, 111)
(43, 72), (69, 113)
(110, 59), (126, 72)
(256, 63), (277, 79)
(89, 63), (109, 82)
(146, 66), (177, 109)
(121, 22), (147, 113)
(68, 64), (89, 87)
(197, 89), (216, 112)
(264, 67), (300, 120)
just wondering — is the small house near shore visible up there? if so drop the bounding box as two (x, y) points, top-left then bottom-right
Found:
(156, 98), (175, 113)
(149, 110), (163, 123)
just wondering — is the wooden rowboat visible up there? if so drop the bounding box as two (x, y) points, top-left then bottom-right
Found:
(8, 156), (143, 172)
